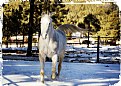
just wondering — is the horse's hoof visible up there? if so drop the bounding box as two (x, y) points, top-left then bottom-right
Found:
(41, 80), (44, 83)
(51, 72), (58, 80)
(55, 72), (58, 76)
(51, 75), (56, 80)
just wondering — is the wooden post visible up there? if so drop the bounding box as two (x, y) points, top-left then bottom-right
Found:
(87, 31), (89, 48)
(97, 36), (100, 63)
(87, 24), (91, 48)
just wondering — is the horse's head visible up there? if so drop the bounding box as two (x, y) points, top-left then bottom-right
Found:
(41, 14), (52, 39)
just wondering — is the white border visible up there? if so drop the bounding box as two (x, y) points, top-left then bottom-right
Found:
(0, 4), (3, 86)
(60, 0), (115, 4)
(0, 1), (9, 86)
(0, 0), (120, 86)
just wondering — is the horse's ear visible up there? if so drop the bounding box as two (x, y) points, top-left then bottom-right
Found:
(48, 13), (52, 17)
(41, 12), (45, 16)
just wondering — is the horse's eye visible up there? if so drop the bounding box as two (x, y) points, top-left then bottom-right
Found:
(49, 23), (51, 26)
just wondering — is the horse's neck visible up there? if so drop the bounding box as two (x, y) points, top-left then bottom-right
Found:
(48, 24), (55, 36)
(50, 23), (55, 31)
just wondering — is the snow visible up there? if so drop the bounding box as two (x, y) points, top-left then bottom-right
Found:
(2, 60), (120, 86)
(2, 45), (120, 53)
(66, 46), (76, 52)
(2, 46), (37, 51)
(2, 45), (120, 63)
(1, 44), (120, 85)
(64, 45), (120, 63)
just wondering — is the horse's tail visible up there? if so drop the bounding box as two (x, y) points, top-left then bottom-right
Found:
(57, 24), (88, 33)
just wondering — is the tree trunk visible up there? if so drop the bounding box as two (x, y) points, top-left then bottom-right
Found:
(27, 0), (34, 56)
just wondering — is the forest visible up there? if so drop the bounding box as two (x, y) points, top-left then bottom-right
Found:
(2, 0), (120, 43)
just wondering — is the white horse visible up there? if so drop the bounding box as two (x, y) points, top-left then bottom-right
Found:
(38, 14), (85, 83)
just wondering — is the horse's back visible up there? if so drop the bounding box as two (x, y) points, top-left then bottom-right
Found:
(57, 29), (66, 37)
(56, 29), (66, 44)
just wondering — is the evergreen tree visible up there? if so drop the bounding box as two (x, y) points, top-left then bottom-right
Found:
(3, 1), (120, 46)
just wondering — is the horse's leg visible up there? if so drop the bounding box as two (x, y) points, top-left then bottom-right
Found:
(39, 54), (46, 83)
(51, 54), (58, 80)
(58, 53), (64, 77)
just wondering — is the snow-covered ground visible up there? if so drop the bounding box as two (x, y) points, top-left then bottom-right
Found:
(1, 45), (120, 86)
(2, 45), (120, 63)
(2, 60), (120, 86)
(65, 45), (120, 63)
